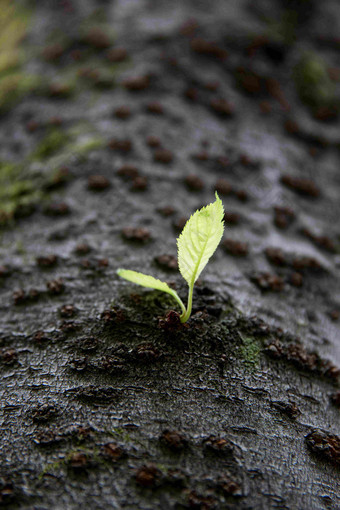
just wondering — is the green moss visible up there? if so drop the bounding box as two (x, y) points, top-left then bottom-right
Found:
(0, 1), (29, 74)
(239, 335), (261, 369)
(108, 427), (132, 442)
(0, 73), (41, 112)
(31, 129), (70, 161)
(0, 161), (42, 225)
(265, 10), (298, 46)
(0, 1), (38, 112)
(71, 137), (104, 157)
(294, 53), (337, 110)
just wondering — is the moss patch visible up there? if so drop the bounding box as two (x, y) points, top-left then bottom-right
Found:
(31, 129), (70, 161)
(0, 161), (42, 225)
(294, 52), (338, 113)
(0, 1), (40, 112)
(239, 334), (261, 369)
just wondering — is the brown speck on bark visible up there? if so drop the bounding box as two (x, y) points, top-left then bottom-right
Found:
(42, 43), (65, 62)
(328, 310), (339, 322)
(44, 202), (70, 216)
(155, 254), (178, 271)
(106, 47), (128, 62)
(146, 101), (164, 114)
(313, 105), (338, 122)
(160, 430), (188, 451)
(98, 258), (109, 268)
(158, 310), (182, 331)
(260, 100), (272, 114)
(74, 243), (91, 255)
(117, 164), (139, 179)
(36, 254), (58, 268)
(67, 452), (91, 470)
(185, 174), (204, 191)
(223, 239), (248, 256)
(235, 66), (262, 94)
(60, 321), (80, 333)
(157, 205), (175, 216)
(173, 216), (188, 232)
(235, 189), (248, 202)
(47, 278), (65, 295)
(223, 212), (240, 225)
(239, 153), (259, 169)
(87, 175), (111, 191)
(302, 228), (336, 253)
(113, 105), (131, 119)
(192, 150), (209, 161)
(59, 304), (77, 318)
(121, 227), (151, 243)
(108, 138), (132, 152)
(187, 490), (217, 509)
(265, 247), (287, 266)
(218, 475), (241, 496)
(13, 288), (40, 305)
(134, 343), (161, 362)
(82, 28), (110, 49)
(290, 272), (303, 287)
(204, 81), (220, 91)
(271, 400), (301, 419)
(306, 429), (340, 467)
(32, 330), (50, 346)
(281, 175), (320, 197)
(45, 166), (71, 190)
(146, 135), (161, 147)
(102, 443), (126, 461)
(190, 38), (228, 59)
(252, 272), (284, 292)
(0, 265), (11, 278)
(274, 206), (295, 229)
(215, 178), (232, 195)
(30, 403), (58, 423)
(122, 75), (149, 91)
(70, 49), (84, 61)
(331, 391), (340, 407)
(179, 18), (198, 36)
(154, 148), (173, 164)
(100, 307), (125, 324)
(1, 348), (18, 365)
(203, 435), (233, 455)
(292, 256), (323, 272)
(210, 98), (234, 116)
(135, 464), (161, 488)
(26, 120), (40, 132)
(131, 176), (148, 191)
(48, 83), (72, 98)
(184, 87), (199, 102)
(264, 339), (284, 359)
(286, 344), (318, 371)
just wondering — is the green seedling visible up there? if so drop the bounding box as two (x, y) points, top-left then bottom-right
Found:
(117, 192), (224, 323)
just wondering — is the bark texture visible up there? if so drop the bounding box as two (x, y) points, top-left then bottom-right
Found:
(0, 1), (340, 509)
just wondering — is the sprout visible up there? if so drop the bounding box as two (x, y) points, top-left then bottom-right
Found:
(117, 193), (224, 323)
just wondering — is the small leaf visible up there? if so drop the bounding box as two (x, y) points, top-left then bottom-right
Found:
(177, 192), (224, 287)
(117, 269), (186, 314)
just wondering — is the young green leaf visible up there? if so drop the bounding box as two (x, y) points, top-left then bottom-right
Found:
(116, 269), (186, 315)
(177, 192), (224, 288)
(117, 193), (225, 324)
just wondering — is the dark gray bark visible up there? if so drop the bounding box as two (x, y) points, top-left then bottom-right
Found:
(0, 1), (339, 509)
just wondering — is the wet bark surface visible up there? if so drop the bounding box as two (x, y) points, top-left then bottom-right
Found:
(0, 1), (340, 508)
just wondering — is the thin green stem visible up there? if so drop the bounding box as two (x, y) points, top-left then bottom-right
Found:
(169, 289), (186, 316)
(180, 283), (194, 323)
